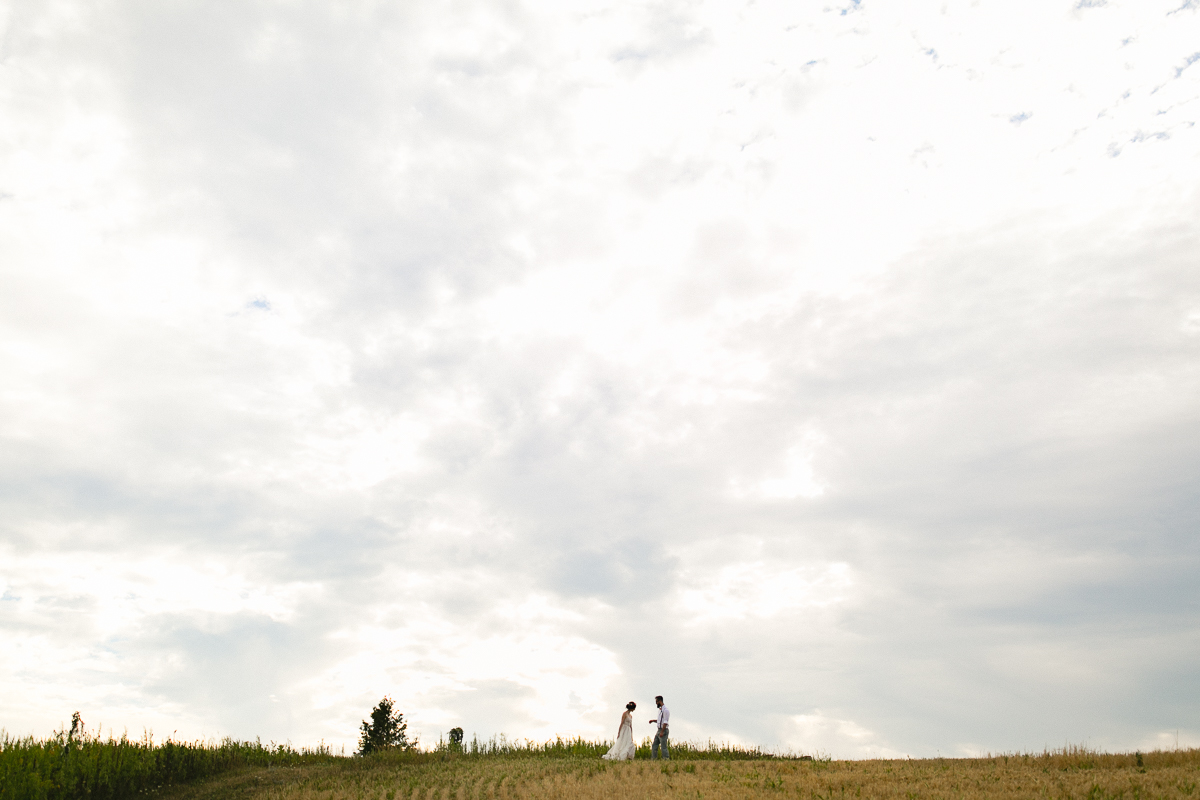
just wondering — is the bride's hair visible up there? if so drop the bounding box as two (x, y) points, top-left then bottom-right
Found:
(626, 701), (636, 710)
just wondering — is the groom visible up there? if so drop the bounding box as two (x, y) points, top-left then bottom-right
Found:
(649, 695), (670, 759)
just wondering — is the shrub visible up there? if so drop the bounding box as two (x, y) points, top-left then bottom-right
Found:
(357, 696), (414, 756)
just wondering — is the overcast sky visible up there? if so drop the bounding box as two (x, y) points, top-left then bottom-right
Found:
(2, 0), (1199, 758)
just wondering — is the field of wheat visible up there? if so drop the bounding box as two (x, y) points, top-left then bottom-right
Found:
(159, 747), (1200, 800)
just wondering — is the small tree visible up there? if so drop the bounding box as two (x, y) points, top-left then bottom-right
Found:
(357, 695), (412, 756)
(448, 727), (464, 751)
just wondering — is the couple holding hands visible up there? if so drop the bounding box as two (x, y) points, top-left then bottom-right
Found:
(601, 695), (670, 761)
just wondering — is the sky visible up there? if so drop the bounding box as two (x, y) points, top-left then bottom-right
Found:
(1, 0), (1199, 759)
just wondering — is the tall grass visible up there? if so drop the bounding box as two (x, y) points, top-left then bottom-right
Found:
(19, 716), (1187, 800)
(426, 733), (803, 761)
(0, 719), (801, 800)
(975, 743), (1200, 771)
(0, 716), (334, 800)
(155, 744), (1200, 800)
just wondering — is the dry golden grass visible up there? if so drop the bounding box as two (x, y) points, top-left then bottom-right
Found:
(158, 747), (1200, 800)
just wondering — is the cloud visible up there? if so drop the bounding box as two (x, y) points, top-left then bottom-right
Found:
(782, 713), (901, 758)
(1, 0), (1199, 757)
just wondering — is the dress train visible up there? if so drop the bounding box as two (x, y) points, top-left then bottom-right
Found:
(602, 717), (635, 761)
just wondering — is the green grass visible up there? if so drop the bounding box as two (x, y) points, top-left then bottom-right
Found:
(21, 716), (1194, 800)
(0, 719), (335, 800)
(0, 718), (797, 799)
(430, 732), (796, 761)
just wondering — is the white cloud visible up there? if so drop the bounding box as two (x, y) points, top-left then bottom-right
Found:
(301, 593), (622, 744)
(730, 432), (826, 500)
(1, 0), (1199, 755)
(677, 562), (850, 624)
(782, 712), (903, 759)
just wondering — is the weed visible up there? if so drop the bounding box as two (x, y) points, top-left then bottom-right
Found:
(0, 715), (334, 800)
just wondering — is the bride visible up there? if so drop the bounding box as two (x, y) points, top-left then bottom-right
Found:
(602, 701), (637, 760)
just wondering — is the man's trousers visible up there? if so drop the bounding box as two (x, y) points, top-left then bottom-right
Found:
(652, 726), (669, 759)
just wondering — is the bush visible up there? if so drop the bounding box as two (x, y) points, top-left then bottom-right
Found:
(357, 696), (414, 756)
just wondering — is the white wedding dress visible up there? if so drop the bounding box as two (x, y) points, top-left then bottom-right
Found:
(602, 713), (636, 761)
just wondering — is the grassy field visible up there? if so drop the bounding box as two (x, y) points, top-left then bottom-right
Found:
(5, 723), (1198, 799)
(0, 727), (772, 799)
(0, 723), (332, 800)
(154, 746), (1200, 800)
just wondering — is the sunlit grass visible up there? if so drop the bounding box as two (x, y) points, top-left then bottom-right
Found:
(0, 722), (796, 799)
(427, 732), (787, 760)
(5, 720), (1199, 800)
(164, 746), (1200, 800)
(0, 716), (335, 800)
